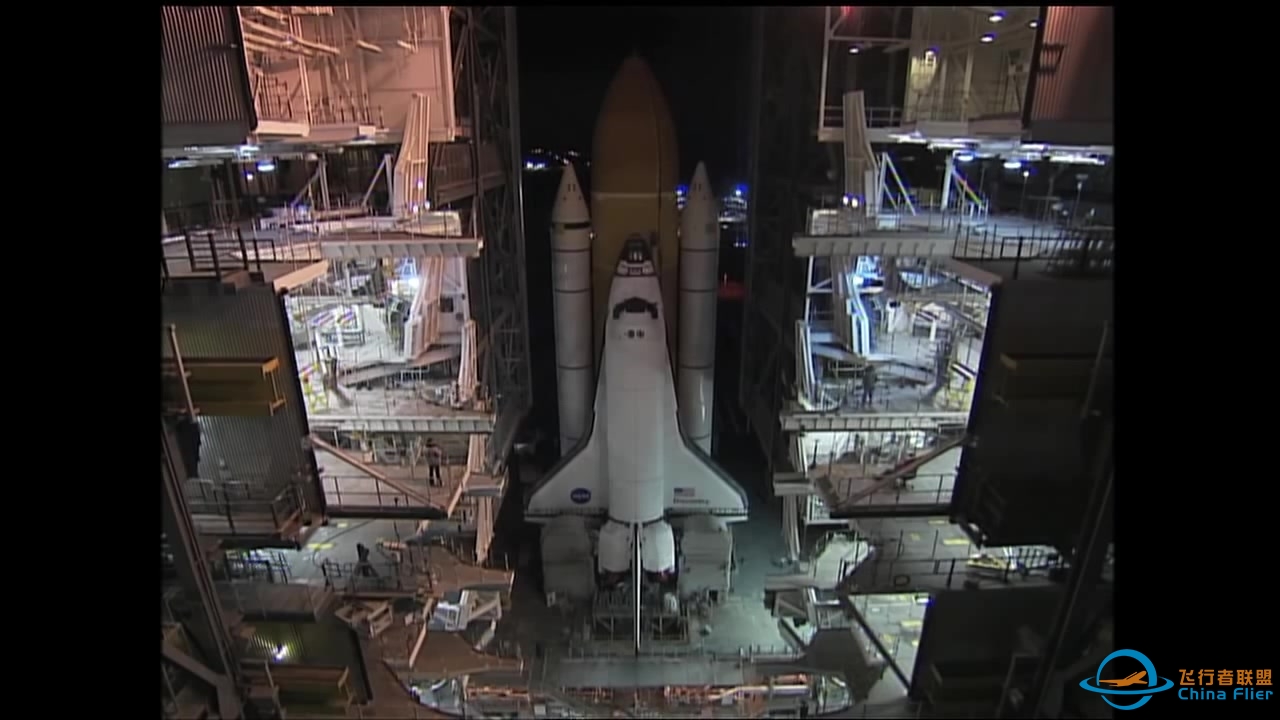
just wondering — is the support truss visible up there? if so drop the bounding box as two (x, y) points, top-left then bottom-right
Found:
(739, 7), (835, 472)
(452, 6), (531, 463)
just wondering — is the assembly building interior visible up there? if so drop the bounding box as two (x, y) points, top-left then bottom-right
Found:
(161, 6), (1113, 719)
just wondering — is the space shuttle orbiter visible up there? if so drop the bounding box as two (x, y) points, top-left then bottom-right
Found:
(526, 58), (746, 655)
(526, 235), (748, 546)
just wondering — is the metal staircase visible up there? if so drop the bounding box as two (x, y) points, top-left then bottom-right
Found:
(403, 257), (445, 363)
(392, 93), (433, 220)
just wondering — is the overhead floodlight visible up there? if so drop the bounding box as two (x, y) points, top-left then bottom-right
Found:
(955, 153), (975, 163)
(1028, 19), (1039, 29)
(980, 33), (996, 43)
(848, 46), (860, 54)
(1022, 170), (1030, 179)
(988, 12), (1005, 23)
(1002, 160), (1022, 170)
(924, 48), (938, 59)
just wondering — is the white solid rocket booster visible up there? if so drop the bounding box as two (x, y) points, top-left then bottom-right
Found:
(551, 164), (594, 456)
(677, 162), (719, 455)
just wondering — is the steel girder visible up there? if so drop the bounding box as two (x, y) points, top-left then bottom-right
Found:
(739, 7), (835, 471)
(454, 7), (532, 464)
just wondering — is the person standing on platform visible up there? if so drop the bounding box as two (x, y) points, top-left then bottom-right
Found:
(426, 438), (445, 487)
(861, 364), (878, 408)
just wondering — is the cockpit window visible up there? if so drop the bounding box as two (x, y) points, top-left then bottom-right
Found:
(612, 297), (659, 320)
(622, 235), (651, 264)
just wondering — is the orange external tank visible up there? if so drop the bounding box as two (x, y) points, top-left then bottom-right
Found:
(590, 55), (681, 367)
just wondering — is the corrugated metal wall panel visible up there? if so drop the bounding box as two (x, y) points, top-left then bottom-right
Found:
(161, 6), (255, 132)
(163, 283), (320, 511)
(1027, 6), (1113, 144)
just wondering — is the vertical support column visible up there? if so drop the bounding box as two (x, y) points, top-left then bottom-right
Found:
(632, 523), (643, 656)
(941, 154), (956, 212)
(961, 46), (976, 121)
(935, 56), (948, 117)
(817, 6), (834, 134)
(318, 156), (331, 211)
(1028, 421), (1114, 717)
(161, 419), (243, 719)
(781, 495), (802, 562)
(865, 166), (881, 219)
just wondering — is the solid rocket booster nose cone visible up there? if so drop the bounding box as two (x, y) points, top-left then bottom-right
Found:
(690, 162), (711, 196)
(552, 164), (590, 224)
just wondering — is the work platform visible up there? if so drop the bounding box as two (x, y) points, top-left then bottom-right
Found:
(765, 519), (981, 595)
(314, 443), (504, 519)
(777, 446), (960, 521)
(162, 216), (482, 264)
(306, 391), (495, 434)
(781, 408), (967, 432)
(793, 212), (1080, 259)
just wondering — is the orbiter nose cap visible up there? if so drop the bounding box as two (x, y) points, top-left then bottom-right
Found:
(551, 163), (590, 223)
(689, 162), (711, 197)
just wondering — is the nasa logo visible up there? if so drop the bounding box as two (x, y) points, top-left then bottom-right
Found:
(570, 488), (592, 504)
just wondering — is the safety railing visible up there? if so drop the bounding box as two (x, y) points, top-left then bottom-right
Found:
(320, 470), (463, 511)
(256, 208), (471, 240)
(951, 224), (1113, 278)
(560, 643), (803, 664)
(250, 71), (297, 123)
(804, 204), (977, 239)
(819, 472), (956, 512)
(216, 579), (333, 618)
(801, 381), (972, 416)
(839, 531), (1068, 594)
(310, 95), (386, 127)
(430, 141), (505, 201)
(304, 382), (488, 422)
(903, 86), (1026, 125)
(316, 556), (424, 595)
(819, 87), (1023, 134)
(160, 226), (326, 278)
(184, 478), (306, 535)
(820, 105), (906, 132)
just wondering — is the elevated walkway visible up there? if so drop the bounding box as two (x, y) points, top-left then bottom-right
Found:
(311, 435), (446, 516)
(781, 407), (967, 432)
(793, 213), (1078, 258)
(307, 393), (495, 434)
(314, 434), (504, 519)
(812, 444), (961, 520)
(216, 580), (336, 620)
(185, 479), (311, 546)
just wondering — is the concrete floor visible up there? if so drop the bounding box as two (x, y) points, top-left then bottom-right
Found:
(852, 593), (929, 683)
(844, 516), (977, 594)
